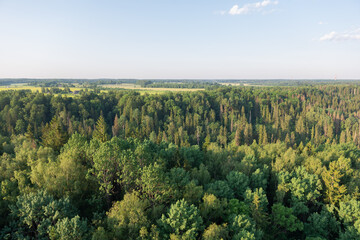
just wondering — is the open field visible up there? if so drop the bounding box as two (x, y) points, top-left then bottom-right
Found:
(0, 85), (42, 92)
(0, 85), (85, 93)
(0, 83), (204, 95)
(219, 82), (243, 86)
(102, 83), (204, 93)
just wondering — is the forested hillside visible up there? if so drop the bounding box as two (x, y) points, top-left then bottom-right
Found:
(1, 86), (360, 239)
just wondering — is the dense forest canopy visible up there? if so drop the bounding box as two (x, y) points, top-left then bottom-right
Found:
(2, 85), (360, 146)
(1, 84), (360, 239)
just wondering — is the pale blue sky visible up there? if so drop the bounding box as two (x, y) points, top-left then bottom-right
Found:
(0, 0), (359, 79)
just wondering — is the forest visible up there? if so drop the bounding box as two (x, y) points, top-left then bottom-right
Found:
(1, 85), (360, 239)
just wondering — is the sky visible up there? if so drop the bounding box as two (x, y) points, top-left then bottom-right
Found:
(0, 0), (359, 79)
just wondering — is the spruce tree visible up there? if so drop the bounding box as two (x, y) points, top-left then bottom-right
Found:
(93, 115), (109, 142)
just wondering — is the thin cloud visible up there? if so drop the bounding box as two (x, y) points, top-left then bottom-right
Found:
(213, 10), (226, 15)
(228, 0), (279, 15)
(319, 28), (360, 41)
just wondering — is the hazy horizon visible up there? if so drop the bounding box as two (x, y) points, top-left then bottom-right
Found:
(1, 0), (359, 79)
(2, 78), (360, 81)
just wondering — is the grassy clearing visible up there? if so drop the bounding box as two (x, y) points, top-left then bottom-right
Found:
(220, 83), (244, 86)
(0, 85), (85, 92)
(0, 83), (203, 95)
(102, 84), (204, 93)
(0, 86), (42, 92)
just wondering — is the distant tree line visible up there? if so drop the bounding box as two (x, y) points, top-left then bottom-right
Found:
(135, 80), (220, 89)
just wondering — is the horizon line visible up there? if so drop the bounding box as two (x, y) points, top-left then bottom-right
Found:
(1, 78), (360, 81)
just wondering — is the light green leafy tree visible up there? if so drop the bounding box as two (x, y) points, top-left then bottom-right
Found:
(107, 192), (150, 239)
(32, 134), (95, 202)
(202, 223), (228, 240)
(137, 162), (172, 204)
(48, 215), (88, 240)
(277, 166), (322, 215)
(89, 138), (123, 201)
(159, 199), (204, 240)
(230, 214), (261, 240)
(338, 199), (360, 227)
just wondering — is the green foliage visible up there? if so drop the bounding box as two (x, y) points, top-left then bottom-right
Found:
(167, 167), (191, 200)
(305, 208), (340, 239)
(277, 166), (322, 214)
(159, 199), (203, 239)
(182, 181), (204, 205)
(2, 87), (360, 239)
(206, 180), (234, 199)
(273, 148), (300, 173)
(89, 138), (123, 197)
(191, 164), (211, 186)
(137, 162), (172, 204)
(250, 165), (269, 191)
(179, 145), (204, 169)
(244, 188), (268, 211)
(322, 159), (348, 205)
(48, 216), (88, 240)
(41, 117), (68, 152)
(202, 223), (228, 240)
(338, 199), (360, 227)
(230, 214), (261, 240)
(31, 134), (95, 203)
(339, 220), (360, 240)
(226, 199), (251, 219)
(271, 203), (303, 233)
(107, 192), (150, 239)
(3, 190), (76, 239)
(93, 115), (109, 143)
(168, 167), (191, 194)
(226, 171), (249, 199)
(200, 194), (226, 224)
